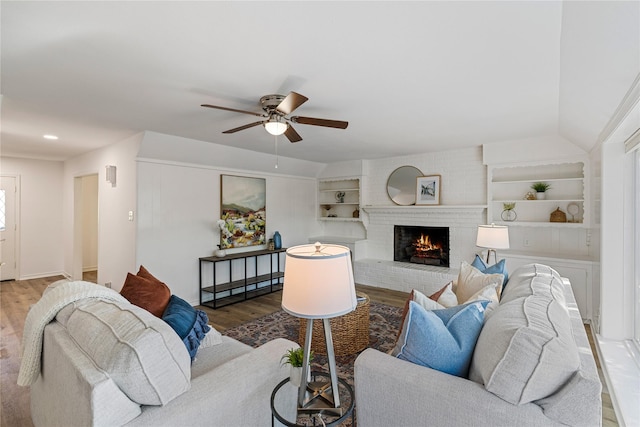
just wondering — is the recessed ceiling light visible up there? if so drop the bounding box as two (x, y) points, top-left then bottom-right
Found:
(43, 134), (59, 140)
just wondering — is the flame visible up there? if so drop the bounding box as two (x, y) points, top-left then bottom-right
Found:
(413, 234), (442, 257)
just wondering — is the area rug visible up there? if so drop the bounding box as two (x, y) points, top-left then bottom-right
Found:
(222, 302), (403, 388)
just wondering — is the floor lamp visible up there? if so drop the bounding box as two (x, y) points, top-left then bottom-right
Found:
(476, 223), (510, 264)
(281, 242), (357, 415)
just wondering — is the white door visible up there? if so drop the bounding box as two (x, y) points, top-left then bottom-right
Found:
(0, 176), (17, 281)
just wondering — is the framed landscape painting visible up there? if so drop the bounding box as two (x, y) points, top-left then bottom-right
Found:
(219, 175), (266, 248)
(416, 175), (441, 205)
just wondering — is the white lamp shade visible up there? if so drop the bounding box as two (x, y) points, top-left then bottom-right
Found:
(282, 243), (357, 319)
(476, 224), (510, 249)
(264, 120), (288, 136)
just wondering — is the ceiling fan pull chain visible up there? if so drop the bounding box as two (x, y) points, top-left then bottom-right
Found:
(274, 134), (279, 169)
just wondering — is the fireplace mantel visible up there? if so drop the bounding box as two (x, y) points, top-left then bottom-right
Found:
(362, 205), (486, 214)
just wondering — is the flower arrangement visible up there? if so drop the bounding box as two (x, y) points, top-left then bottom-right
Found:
(503, 202), (516, 210)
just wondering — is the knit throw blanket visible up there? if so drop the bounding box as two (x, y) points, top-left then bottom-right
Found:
(17, 281), (128, 386)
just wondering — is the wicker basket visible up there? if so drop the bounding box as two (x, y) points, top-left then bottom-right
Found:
(550, 207), (567, 223)
(298, 292), (370, 356)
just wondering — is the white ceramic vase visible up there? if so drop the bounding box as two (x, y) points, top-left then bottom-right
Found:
(289, 366), (303, 387)
(289, 366), (311, 387)
(536, 192), (546, 200)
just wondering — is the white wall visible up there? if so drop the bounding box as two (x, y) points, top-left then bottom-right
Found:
(137, 131), (324, 178)
(362, 146), (486, 207)
(81, 174), (98, 271)
(64, 133), (142, 288)
(0, 157), (64, 279)
(136, 132), (323, 304)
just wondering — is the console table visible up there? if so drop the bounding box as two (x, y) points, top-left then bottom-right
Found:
(199, 248), (286, 309)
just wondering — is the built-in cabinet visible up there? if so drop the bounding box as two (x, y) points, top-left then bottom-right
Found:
(318, 178), (361, 221)
(488, 162), (588, 227)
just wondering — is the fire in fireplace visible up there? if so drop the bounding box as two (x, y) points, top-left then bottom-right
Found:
(394, 225), (450, 267)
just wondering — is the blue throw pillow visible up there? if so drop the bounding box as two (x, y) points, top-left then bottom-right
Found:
(162, 295), (211, 360)
(393, 300), (489, 377)
(472, 254), (509, 288)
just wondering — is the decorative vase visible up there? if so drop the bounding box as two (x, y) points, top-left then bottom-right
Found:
(289, 366), (303, 387)
(501, 209), (517, 222)
(273, 231), (282, 249)
(288, 365), (311, 387)
(536, 192), (546, 200)
(215, 248), (226, 257)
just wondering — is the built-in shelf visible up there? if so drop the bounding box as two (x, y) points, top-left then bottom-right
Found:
(318, 177), (361, 221)
(488, 161), (588, 227)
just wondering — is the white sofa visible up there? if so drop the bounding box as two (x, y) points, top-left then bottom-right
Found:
(354, 264), (602, 427)
(28, 293), (297, 427)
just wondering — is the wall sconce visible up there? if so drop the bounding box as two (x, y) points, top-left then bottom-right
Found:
(105, 165), (117, 187)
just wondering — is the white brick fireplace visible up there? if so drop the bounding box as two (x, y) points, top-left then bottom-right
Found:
(354, 205), (486, 295)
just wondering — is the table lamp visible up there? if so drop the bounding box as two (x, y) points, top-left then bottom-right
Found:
(476, 223), (510, 264)
(281, 242), (357, 414)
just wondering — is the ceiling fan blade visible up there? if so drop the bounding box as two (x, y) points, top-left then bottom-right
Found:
(284, 125), (303, 143)
(222, 121), (265, 134)
(291, 116), (349, 129)
(276, 92), (309, 115)
(201, 104), (265, 118)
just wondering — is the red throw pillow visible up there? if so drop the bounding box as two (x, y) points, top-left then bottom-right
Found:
(137, 265), (162, 284)
(120, 268), (171, 317)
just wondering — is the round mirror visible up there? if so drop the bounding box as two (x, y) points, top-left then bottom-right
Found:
(387, 166), (423, 205)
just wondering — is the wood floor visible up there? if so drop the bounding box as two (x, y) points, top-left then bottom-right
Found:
(1, 275), (617, 427)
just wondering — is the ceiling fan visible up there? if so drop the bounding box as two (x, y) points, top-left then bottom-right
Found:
(201, 91), (348, 143)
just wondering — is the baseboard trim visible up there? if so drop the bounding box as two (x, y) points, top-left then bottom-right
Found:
(18, 271), (67, 281)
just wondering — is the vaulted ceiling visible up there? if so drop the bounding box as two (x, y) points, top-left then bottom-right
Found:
(1, 1), (638, 163)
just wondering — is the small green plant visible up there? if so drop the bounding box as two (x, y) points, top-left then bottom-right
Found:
(503, 202), (516, 210)
(281, 348), (313, 368)
(531, 182), (551, 192)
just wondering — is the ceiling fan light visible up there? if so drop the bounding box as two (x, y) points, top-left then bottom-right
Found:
(264, 119), (288, 136)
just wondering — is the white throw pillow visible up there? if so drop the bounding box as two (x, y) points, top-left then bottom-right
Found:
(411, 289), (445, 311)
(456, 261), (504, 304)
(434, 281), (458, 307)
(464, 283), (500, 318)
(199, 325), (223, 349)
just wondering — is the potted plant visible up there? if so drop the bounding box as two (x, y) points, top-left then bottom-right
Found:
(530, 182), (551, 200)
(281, 347), (313, 387)
(501, 202), (517, 221)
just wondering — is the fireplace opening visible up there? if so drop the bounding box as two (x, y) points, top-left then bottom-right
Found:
(394, 225), (450, 267)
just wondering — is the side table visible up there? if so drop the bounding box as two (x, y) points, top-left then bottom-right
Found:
(270, 372), (355, 427)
